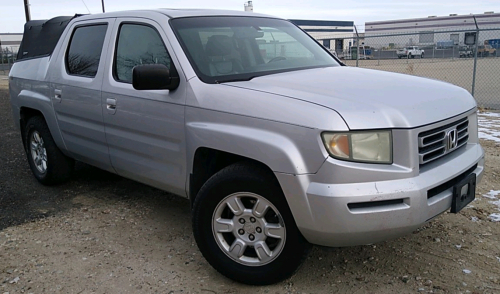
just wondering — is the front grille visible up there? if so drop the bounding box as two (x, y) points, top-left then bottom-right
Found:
(418, 117), (469, 166)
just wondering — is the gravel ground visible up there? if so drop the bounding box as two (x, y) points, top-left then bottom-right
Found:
(343, 58), (500, 109)
(1, 82), (500, 294)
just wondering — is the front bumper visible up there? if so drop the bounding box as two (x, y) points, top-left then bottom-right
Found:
(276, 143), (484, 247)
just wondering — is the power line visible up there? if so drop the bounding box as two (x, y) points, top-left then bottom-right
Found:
(80, 0), (91, 14)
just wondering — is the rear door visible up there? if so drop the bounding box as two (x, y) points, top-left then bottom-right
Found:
(101, 18), (187, 195)
(51, 19), (115, 171)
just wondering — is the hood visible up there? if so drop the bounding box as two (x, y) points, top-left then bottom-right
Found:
(225, 66), (476, 130)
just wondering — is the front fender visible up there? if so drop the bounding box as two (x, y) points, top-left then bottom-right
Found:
(185, 107), (328, 176)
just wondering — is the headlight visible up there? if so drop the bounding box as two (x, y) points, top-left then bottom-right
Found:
(321, 131), (392, 164)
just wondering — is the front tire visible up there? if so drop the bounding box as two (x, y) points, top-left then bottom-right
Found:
(408, 53), (412, 59)
(24, 116), (74, 185)
(192, 162), (310, 285)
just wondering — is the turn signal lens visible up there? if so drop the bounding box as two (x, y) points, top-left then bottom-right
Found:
(323, 134), (350, 159)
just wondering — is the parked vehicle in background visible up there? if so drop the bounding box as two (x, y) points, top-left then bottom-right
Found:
(459, 46), (474, 58)
(10, 9), (484, 285)
(397, 46), (424, 58)
(477, 44), (497, 57)
(484, 38), (500, 49)
(349, 45), (372, 59)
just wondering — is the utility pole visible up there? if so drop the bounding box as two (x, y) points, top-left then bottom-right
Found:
(23, 0), (31, 22)
(101, 0), (105, 13)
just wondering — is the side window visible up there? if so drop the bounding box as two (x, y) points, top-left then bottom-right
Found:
(66, 24), (108, 77)
(114, 24), (172, 83)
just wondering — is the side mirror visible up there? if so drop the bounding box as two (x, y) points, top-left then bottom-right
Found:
(132, 64), (179, 90)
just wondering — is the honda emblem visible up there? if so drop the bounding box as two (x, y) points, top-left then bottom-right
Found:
(446, 129), (458, 151)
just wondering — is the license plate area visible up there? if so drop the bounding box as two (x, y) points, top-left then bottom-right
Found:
(451, 173), (476, 213)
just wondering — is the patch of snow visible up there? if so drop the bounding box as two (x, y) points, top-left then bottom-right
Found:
(487, 198), (500, 222)
(463, 269), (472, 274)
(479, 131), (500, 143)
(478, 112), (500, 143)
(488, 213), (500, 222)
(471, 216), (479, 222)
(479, 112), (500, 118)
(483, 190), (500, 199)
(489, 199), (500, 210)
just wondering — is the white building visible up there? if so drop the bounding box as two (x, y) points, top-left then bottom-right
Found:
(289, 19), (355, 52)
(364, 12), (500, 49)
(0, 33), (22, 52)
(242, 2), (354, 53)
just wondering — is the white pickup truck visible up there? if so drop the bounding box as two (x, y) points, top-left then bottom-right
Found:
(397, 46), (424, 59)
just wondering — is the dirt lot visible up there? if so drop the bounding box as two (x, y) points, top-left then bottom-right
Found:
(343, 58), (500, 109)
(1, 80), (500, 294)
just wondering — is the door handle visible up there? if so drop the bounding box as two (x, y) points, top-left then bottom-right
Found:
(54, 89), (62, 103)
(106, 98), (117, 114)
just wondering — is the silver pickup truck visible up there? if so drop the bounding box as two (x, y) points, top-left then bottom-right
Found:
(9, 9), (484, 285)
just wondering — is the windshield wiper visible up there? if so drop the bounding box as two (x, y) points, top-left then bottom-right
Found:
(215, 76), (256, 84)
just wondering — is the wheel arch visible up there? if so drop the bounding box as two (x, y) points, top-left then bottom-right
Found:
(185, 121), (327, 206)
(189, 147), (279, 207)
(17, 89), (67, 153)
(20, 107), (43, 146)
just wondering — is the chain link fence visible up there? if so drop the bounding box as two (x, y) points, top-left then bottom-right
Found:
(0, 46), (19, 74)
(331, 26), (500, 109)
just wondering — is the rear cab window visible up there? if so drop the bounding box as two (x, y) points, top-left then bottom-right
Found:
(65, 24), (108, 77)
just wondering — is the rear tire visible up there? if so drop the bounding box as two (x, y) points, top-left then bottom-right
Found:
(24, 116), (74, 185)
(192, 162), (311, 285)
(421, 53), (424, 58)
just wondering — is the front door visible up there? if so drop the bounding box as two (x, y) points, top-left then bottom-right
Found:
(101, 19), (187, 195)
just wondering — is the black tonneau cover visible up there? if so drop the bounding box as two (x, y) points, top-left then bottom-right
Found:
(17, 15), (82, 61)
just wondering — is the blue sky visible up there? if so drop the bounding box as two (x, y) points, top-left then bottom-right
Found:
(1, 0), (499, 32)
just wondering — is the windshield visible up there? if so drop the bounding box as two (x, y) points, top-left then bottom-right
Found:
(170, 16), (340, 83)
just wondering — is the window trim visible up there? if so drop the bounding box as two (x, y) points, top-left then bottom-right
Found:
(65, 23), (109, 78)
(112, 21), (173, 84)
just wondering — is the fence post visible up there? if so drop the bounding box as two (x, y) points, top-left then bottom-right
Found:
(354, 25), (360, 67)
(471, 16), (479, 97)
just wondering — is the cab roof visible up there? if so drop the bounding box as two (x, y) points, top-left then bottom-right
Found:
(75, 8), (275, 21)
